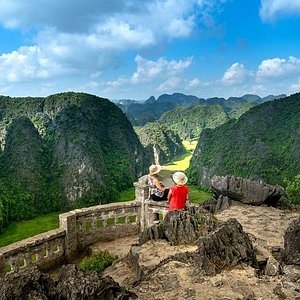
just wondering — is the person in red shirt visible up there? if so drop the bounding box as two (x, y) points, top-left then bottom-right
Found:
(167, 172), (189, 211)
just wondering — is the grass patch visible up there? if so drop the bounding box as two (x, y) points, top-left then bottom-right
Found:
(80, 250), (117, 273)
(189, 185), (212, 204)
(164, 140), (198, 171)
(182, 140), (198, 151)
(114, 187), (135, 202)
(0, 212), (60, 248)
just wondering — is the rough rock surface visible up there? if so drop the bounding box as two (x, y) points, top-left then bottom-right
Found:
(200, 194), (232, 213)
(265, 256), (281, 276)
(162, 210), (199, 245)
(284, 216), (300, 265)
(211, 175), (284, 205)
(194, 218), (257, 275)
(139, 209), (218, 246)
(96, 203), (300, 299)
(0, 265), (136, 300)
(0, 267), (56, 300)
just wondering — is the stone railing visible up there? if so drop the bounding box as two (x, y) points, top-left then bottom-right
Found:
(0, 178), (170, 276)
(0, 229), (66, 275)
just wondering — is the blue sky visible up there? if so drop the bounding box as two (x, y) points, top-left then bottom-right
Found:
(1, 0), (300, 100)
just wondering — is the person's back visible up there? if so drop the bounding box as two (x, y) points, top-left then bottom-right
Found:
(147, 164), (169, 201)
(168, 172), (189, 211)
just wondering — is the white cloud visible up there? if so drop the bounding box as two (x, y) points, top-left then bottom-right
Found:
(221, 62), (247, 85)
(0, 0), (144, 31)
(256, 56), (300, 79)
(249, 84), (268, 94)
(0, 45), (61, 83)
(290, 77), (300, 93)
(166, 16), (195, 38)
(131, 55), (192, 83)
(0, 0), (213, 88)
(187, 78), (201, 88)
(185, 78), (210, 90)
(156, 77), (181, 92)
(260, 0), (300, 21)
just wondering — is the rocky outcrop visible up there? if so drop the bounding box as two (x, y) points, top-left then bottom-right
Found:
(0, 265), (137, 300)
(139, 209), (218, 246)
(139, 223), (165, 245)
(200, 195), (232, 213)
(194, 218), (257, 275)
(283, 217), (300, 265)
(57, 264), (137, 299)
(163, 210), (199, 245)
(211, 175), (284, 206)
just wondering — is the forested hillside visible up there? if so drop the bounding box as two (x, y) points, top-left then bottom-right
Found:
(0, 92), (149, 230)
(158, 104), (230, 140)
(188, 93), (300, 186)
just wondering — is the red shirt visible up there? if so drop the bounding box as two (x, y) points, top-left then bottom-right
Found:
(168, 185), (189, 211)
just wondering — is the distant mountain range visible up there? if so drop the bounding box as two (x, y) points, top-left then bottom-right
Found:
(116, 93), (286, 126)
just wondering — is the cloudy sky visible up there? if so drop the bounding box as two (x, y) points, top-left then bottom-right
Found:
(1, 0), (300, 100)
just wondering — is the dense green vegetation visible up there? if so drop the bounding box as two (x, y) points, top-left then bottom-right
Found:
(80, 250), (117, 273)
(284, 175), (300, 205)
(159, 104), (230, 140)
(135, 123), (184, 164)
(0, 92), (149, 231)
(188, 93), (300, 186)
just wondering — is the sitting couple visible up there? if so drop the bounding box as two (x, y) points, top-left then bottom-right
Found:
(147, 164), (189, 211)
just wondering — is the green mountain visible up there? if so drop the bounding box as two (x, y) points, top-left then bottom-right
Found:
(188, 93), (300, 186)
(158, 104), (230, 140)
(135, 123), (184, 165)
(0, 92), (149, 230)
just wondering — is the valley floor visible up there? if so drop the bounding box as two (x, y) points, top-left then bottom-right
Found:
(92, 202), (300, 300)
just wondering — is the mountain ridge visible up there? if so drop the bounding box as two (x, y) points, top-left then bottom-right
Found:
(187, 93), (300, 186)
(116, 92), (287, 126)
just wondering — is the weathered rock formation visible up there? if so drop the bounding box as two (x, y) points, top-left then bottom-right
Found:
(136, 213), (256, 278)
(193, 218), (257, 276)
(0, 265), (137, 300)
(283, 217), (300, 265)
(200, 195), (232, 214)
(211, 175), (284, 206)
(139, 209), (218, 246)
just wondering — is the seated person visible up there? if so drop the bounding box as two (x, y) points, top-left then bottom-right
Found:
(167, 172), (189, 211)
(146, 164), (169, 201)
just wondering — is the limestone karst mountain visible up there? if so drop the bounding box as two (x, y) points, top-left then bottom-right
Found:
(0, 92), (150, 228)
